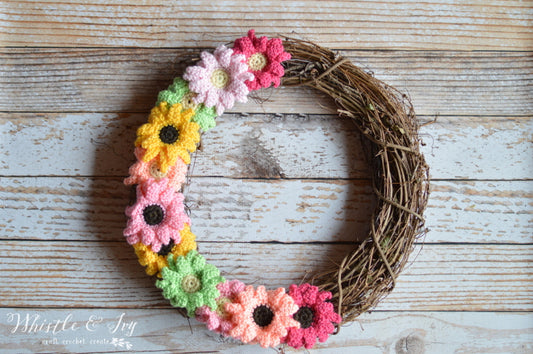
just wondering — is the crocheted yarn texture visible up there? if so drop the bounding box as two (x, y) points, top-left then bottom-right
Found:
(124, 29), (429, 349)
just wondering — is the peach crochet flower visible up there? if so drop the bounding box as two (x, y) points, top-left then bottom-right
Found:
(123, 179), (190, 252)
(225, 285), (299, 348)
(183, 45), (253, 115)
(124, 147), (188, 192)
(283, 283), (341, 349)
(195, 279), (245, 335)
(233, 29), (291, 91)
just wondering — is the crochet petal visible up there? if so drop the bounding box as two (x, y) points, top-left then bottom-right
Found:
(268, 62), (285, 77)
(239, 325), (258, 343)
(142, 227), (157, 248)
(256, 72), (273, 88)
(219, 92), (235, 110)
(124, 221), (142, 237)
(203, 88), (218, 109)
(125, 232), (140, 245)
(200, 51), (217, 69)
(137, 123), (159, 137)
(158, 226), (175, 246)
(140, 136), (162, 160)
(213, 101), (225, 116)
(157, 148), (175, 172)
(184, 65), (207, 81)
(190, 254), (206, 272)
(218, 46), (233, 67)
(302, 327), (319, 348)
(256, 39), (268, 54)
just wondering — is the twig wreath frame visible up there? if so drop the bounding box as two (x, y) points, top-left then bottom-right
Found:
(123, 30), (430, 349)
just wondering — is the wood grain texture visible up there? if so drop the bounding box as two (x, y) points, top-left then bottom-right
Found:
(2, 1), (532, 352)
(0, 240), (531, 311)
(1, 113), (532, 179)
(1, 48), (532, 115)
(1, 0), (532, 50)
(1, 309), (532, 353)
(1, 177), (531, 244)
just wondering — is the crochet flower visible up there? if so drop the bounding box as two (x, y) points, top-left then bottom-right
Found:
(133, 224), (197, 277)
(135, 102), (200, 172)
(226, 285), (300, 348)
(123, 179), (190, 252)
(195, 280), (245, 335)
(156, 250), (225, 317)
(283, 284), (342, 349)
(183, 45), (253, 116)
(124, 147), (188, 192)
(233, 29), (291, 91)
(157, 78), (217, 131)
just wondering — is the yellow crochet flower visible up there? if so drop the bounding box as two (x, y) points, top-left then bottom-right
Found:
(133, 224), (198, 277)
(135, 102), (200, 172)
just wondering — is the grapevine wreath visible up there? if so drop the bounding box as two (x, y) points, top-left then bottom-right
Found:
(123, 30), (429, 349)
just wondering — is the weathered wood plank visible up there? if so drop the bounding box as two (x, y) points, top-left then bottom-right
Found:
(1, 1), (530, 352)
(1, 113), (532, 180)
(0, 309), (531, 353)
(0, 241), (531, 311)
(1, 177), (531, 244)
(1, 49), (532, 115)
(1, 1), (531, 50)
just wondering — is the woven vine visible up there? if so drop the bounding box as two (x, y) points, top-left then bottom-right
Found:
(282, 37), (430, 323)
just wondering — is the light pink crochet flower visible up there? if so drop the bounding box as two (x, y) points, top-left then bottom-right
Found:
(283, 283), (342, 349)
(124, 147), (188, 192)
(183, 45), (253, 116)
(195, 279), (246, 335)
(124, 179), (190, 252)
(233, 29), (291, 91)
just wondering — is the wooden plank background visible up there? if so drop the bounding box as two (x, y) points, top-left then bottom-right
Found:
(0, 1), (532, 353)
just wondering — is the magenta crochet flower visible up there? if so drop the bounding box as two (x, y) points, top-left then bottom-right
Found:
(183, 45), (253, 116)
(283, 283), (342, 349)
(124, 147), (188, 192)
(233, 29), (291, 91)
(124, 179), (190, 252)
(195, 279), (245, 335)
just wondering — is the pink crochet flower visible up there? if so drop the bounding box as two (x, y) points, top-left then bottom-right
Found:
(183, 45), (253, 116)
(195, 279), (246, 335)
(233, 29), (291, 91)
(283, 284), (342, 349)
(124, 147), (188, 192)
(225, 285), (300, 348)
(124, 179), (190, 252)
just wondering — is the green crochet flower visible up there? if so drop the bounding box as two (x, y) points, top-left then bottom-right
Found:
(157, 78), (217, 131)
(156, 250), (225, 317)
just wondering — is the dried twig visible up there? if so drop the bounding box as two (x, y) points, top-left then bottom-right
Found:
(282, 37), (430, 323)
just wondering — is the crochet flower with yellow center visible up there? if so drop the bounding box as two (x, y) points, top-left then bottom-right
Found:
(123, 31), (357, 349)
(135, 102), (200, 172)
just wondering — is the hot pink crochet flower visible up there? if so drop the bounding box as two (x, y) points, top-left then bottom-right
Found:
(195, 279), (246, 335)
(124, 147), (188, 192)
(183, 45), (253, 116)
(124, 179), (190, 252)
(225, 285), (299, 348)
(233, 29), (291, 91)
(283, 283), (342, 349)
